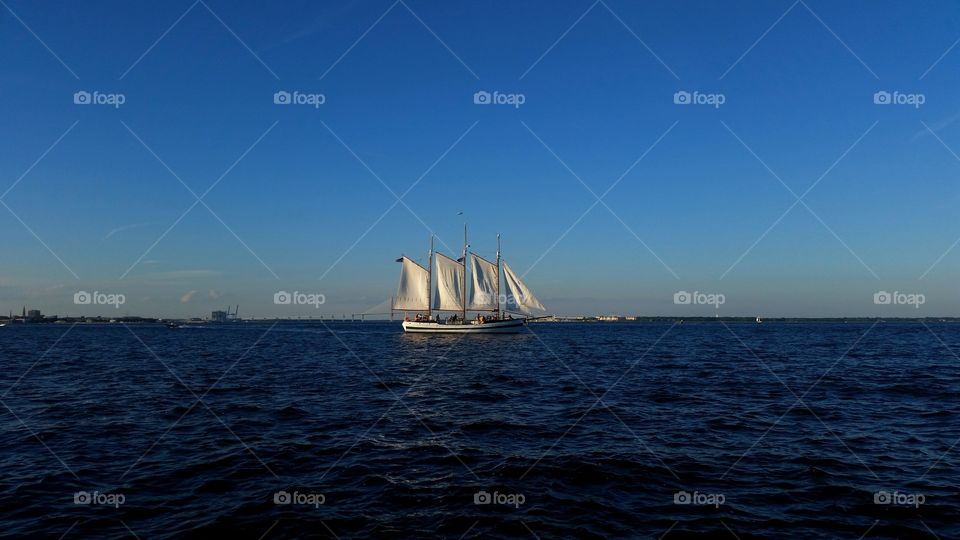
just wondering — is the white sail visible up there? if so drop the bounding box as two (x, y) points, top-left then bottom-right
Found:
(469, 253), (499, 310)
(434, 253), (465, 311)
(394, 257), (430, 311)
(502, 261), (545, 313)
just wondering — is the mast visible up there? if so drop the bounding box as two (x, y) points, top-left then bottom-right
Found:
(496, 233), (501, 318)
(427, 235), (434, 318)
(462, 224), (468, 322)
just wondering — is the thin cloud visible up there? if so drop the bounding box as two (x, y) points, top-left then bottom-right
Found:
(147, 270), (223, 281)
(103, 222), (159, 240)
(180, 290), (198, 304)
(912, 110), (960, 141)
(260, 1), (363, 51)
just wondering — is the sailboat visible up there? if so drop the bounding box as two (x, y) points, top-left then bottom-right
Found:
(393, 227), (546, 333)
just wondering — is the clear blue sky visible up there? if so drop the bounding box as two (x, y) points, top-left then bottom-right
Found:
(1, 0), (959, 317)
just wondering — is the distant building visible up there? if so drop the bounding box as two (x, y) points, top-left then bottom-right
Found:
(27, 309), (42, 320)
(211, 310), (228, 323)
(598, 315), (622, 321)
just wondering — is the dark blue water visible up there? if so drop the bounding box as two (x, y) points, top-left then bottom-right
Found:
(1, 322), (958, 539)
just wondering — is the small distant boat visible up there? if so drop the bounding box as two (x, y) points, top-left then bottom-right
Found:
(393, 227), (545, 334)
(165, 322), (180, 329)
(756, 316), (762, 323)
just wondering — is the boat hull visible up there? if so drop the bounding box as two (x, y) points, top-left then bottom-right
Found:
(402, 319), (525, 334)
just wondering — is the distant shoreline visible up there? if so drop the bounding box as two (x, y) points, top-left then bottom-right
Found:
(2, 316), (958, 325)
(535, 316), (960, 322)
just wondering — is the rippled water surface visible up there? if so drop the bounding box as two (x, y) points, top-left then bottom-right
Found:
(1, 321), (958, 538)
